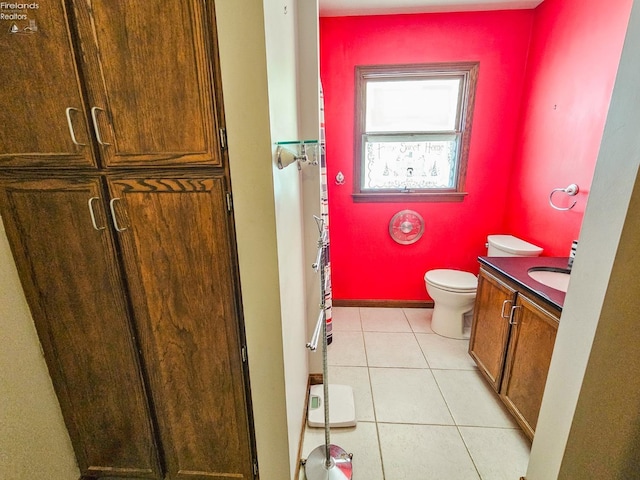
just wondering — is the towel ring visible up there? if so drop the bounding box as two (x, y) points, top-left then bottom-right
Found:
(549, 184), (579, 211)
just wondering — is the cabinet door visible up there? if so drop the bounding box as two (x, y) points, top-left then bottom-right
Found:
(500, 294), (559, 439)
(0, 1), (96, 168)
(0, 177), (161, 478)
(71, 0), (223, 168)
(469, 269), (516, 391)
(108, 175), (253, 480)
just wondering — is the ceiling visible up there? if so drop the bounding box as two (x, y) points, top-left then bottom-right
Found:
(319, 0), (544, 17)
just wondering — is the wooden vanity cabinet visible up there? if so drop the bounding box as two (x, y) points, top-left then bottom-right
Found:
(500, 293), (559, 439)
(469, 266), (560, 440)
(469, 269), (516, 391)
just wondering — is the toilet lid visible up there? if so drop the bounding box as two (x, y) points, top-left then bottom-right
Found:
(424, 269), (478, 293)
(487, 234), (543, 256)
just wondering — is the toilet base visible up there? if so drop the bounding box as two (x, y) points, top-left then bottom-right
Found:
(431, 306), (473, 340)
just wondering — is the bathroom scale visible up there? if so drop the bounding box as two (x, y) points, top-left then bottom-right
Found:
(307, 384), (356, 428)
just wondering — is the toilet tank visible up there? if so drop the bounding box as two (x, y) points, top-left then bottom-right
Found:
(487, 235), (543, 257)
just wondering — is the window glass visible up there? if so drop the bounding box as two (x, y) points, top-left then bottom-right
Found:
(365, 78), (461, 132)
(354, 63), (478, 202)
(363, 135), (458, 190)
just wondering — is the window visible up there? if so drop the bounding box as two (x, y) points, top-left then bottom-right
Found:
(354, 62), (479, 202)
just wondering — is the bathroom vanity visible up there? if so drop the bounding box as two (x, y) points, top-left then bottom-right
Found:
(469, 256), (569, 440)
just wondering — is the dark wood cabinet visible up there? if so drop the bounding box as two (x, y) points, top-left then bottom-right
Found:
(500, 294), (559, 438)
(0, 2), (96, 169)
(0, 174), (254, 479)
(71, 0), (223, 168)
(0, 177), (161, 478)
(0, 2), (254, 479)
(0, 0), (222, 170)
(108, 174), (253, 479)
(469, 266), (559, 440)
(469, 269), (516, 391)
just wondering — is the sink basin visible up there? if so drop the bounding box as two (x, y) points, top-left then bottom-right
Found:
(527, 267), (571, 293)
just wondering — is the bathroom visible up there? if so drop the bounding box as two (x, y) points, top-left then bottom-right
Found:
(304, 0), (637, 479)
(1, 1), (640, 479)
(322, 2), (627, 304)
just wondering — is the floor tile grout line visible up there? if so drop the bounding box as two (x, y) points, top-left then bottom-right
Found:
(456, 424), (484, 480)
(416, 311), (483, 479)
(453, 424), (524, 430)
(425, 366), (457, 423)
(359, 307), (388, 480)
(413, 321), (433, 371)
(370, 371), (387, 480)
(372, 419), (523, 430)
(372, 420), (457, 427)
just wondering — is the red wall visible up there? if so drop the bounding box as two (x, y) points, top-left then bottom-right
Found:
(321, 10), (534, 301)
(320, 1), (631, 302)
(504, 0), (632, 256)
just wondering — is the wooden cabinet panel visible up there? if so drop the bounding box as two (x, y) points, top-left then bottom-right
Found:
(0, 177), (161, 478)
(108, 175), (252, 480)
(470, 264), (560, 440)
(71, 0), (222, 168)
(469, 269), (516, 391)
(0, 4), (255, 478)
(500, 294), (559, 439)
(0, 1), (96, 168)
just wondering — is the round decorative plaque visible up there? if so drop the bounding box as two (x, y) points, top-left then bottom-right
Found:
(389, 210), (425, 245)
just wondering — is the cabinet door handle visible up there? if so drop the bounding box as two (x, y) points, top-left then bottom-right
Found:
(509, 305), (521, 325)
(65, 107), (87, 146)
(90, 106), (112, 146)
(109, 198), (127, 232)
(501, 299), (512, 319)
(88, 196), (106, 230)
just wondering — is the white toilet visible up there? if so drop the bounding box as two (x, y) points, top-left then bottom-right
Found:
(424, 235), (543, 339)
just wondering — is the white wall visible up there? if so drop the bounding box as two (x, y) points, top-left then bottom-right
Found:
(0, 218), (78, 479)
(218, 2), (323, 474)
(263, 0), (316, 476)
(214, 2), (292, 478)
(297, 0), (324, 375)
(527, 1), (640, 477)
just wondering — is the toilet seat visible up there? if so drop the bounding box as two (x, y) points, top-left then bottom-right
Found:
(424, 269), (477, 293)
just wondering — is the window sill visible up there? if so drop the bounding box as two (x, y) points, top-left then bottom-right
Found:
(352, 192), (468, 203)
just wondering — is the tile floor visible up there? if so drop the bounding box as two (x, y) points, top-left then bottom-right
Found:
(299, 307), (531, 480)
